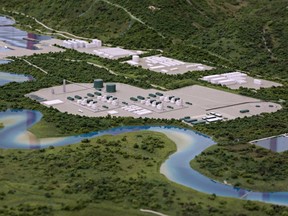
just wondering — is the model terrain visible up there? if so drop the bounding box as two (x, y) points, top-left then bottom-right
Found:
(0, 0), (288, 215)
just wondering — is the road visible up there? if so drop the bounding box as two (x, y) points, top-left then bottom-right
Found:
(100, 0), (165, 39)
(2, 8), (91, 40)
(22, 59), (48, 74)
(140, 209), (169, 216)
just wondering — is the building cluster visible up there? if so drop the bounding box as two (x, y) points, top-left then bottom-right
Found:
(202, 72), (249, 86)
(63, 39), (102, 49)
(66, 79), (118, 112)
(93, 47), (140, 59)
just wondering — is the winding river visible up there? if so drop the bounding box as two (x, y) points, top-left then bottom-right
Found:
(0, 109), (288, 206)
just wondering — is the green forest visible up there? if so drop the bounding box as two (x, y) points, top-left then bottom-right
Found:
(2, 0), (287, 79)
(1, 131), (288, 216)
(0, 0), (288, 215)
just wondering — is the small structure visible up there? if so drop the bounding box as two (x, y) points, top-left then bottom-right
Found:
(132, 55), (140, 63)
(254, 79), (262, 85)
(94, 47), (135, 59)
(94, 79), (104, 89)
(63, 39), (102, 49)
(106, 84), (116, 93)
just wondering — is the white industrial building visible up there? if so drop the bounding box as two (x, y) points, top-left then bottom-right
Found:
(202, 72), (248, 87)
(126, 55), (214, 74)
(93, 47), (137, 59)
(63, 39), (102, 49)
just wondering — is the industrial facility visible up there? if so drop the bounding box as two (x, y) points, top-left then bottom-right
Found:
(202, 72), (282, 89)
(63, 39), (102, 49)
(93, 47), (142, 59)
(27, 80), (281, 124)
(126, 55), (213, 74)
(62, 38), (142, 59)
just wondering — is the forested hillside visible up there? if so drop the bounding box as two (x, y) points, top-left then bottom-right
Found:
(1, 0), (287, 79)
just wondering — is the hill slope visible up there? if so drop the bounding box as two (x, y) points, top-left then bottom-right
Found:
(1, 0), (287, 78)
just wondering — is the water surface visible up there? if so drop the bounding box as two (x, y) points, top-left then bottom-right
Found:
(0, 16), (52, 50)
(0, 109), (288, 206)
(0, 71), (33, 86)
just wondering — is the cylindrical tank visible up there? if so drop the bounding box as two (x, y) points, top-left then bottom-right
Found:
(92, 104), (97, 110)
(112, 101), (118, 106)
(106, 84), (116, 93)
(132, 55), (140, 63)
(94, 79), (104, 89)
(164, 96), (170, 102)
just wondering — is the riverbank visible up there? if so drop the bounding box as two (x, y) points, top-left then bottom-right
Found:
(1, 130), (283, 216)
(191, 144), (288, 192)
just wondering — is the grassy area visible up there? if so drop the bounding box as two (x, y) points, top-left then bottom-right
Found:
(190, 144), (288, 192)
(28, 119), (67, 138)
(0, 131), (285, 216)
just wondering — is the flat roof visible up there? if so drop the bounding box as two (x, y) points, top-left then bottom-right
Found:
(28, 83), (282, 121)
(98, 47), (134, 57)
(126, 55), (214, 75)
(42, 99), (64, 106)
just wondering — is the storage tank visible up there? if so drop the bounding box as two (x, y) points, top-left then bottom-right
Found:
(164, 96), (170, 102)
(145, 100), (151, 106)
(132, 55), (140, 63)
(106, 84), (116, 93)
(112, 101), (118, 106)
(92, 104), (97, 110)
(88, 101), (93, 107)
(94, 79), (104, 89)
(157, 104), (163, 110)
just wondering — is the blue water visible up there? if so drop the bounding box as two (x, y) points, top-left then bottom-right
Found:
(0, 71), (33, 86)
(0, 16), (52, 50)
(0, 16), (15, 26)
(0, 109), (288, 206)
(0, 59), (10, 64)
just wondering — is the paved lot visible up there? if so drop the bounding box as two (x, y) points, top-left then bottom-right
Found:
(28, 83), (281, 120)
(126, 55), (213, 74)
(228, 76), (282, 90)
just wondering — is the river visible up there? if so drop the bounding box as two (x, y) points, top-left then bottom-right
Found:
(0, 16), (52, 50)
(0, 109), (287, 206)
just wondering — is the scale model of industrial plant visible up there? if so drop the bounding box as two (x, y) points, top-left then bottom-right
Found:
(0, 1), (287, 216)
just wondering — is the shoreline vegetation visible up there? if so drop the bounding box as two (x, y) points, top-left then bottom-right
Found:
(0, 0), (288, 214)
(1, 131), (287, 216)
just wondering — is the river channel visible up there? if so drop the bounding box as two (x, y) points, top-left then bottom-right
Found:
(0, 109), (287, 206)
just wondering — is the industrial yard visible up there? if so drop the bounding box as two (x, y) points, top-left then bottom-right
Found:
(63, 39), (143, 59)
(126, 55), (213, 74)
(27, 80), (281, 124)
(202, 72), (282, 89)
